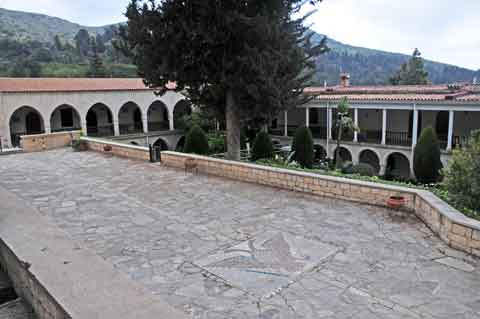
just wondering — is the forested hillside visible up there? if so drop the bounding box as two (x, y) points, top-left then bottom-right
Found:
(0, 7), (478, 84)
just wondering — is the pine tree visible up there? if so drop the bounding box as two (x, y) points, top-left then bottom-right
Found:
(390, 49), (429, 85)
(123, 0), (327, 160)
(88, 38), (107, 78)
(74, 29), (91, 57)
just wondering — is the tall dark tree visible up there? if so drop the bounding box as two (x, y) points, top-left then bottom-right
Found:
(88, 37), (107, 77)
(123, 0), (327, 160)
(95, 34), (106, 53)
(390, 48), (429, 85)
(74, 29), (91, 56)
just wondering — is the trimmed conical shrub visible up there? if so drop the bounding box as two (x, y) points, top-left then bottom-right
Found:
(292, 127), (314, 168)
(184, 124), (209, 155)
(413, 127), (443, 183)
(251, 131), (274, 161)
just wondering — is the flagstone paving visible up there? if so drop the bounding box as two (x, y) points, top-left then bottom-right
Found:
(0, 149), (479, 319)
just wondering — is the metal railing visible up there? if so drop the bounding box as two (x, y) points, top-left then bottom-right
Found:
(386, 131), (411, 147)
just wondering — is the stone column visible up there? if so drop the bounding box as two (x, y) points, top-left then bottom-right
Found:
(44, 125), (51, 134)
(142, 114), (149, 134)
(327, 107), (333, 140)
(81, 119), (87, 136)
(169, 112), (175, 131)
(412, 108), (419, 149)
(284, 110), (288, 137)
(353, 108), (359, 142)
(305, 107), (310, 128)
(381, 109), (387, 145)
(113, 120), (120, 137)
(447, 110), (455, 151)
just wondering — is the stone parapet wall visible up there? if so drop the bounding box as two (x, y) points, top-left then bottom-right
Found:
(81, 137), (150, 161)
(161, 151), (480, 257)
(21, 131), (80, 152)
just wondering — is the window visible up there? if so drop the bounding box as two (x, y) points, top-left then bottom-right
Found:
(60, 109), (74, 127)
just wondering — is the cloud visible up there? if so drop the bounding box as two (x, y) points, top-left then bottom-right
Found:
(302, 0), (480, 70)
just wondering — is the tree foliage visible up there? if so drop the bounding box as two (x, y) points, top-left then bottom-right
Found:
(292, 127), (314, 168)
(184, 125), (210, 155)
(413, 127), (443, 184)
(87, 37), (107, 77)
(334, 97), (358, 168)
(443, 130), (480, 213)
(122, 0), (327, 160)
(390, 48), (429, 85)
(251, 131), (275, 161)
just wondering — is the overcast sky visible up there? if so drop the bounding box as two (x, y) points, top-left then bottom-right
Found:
(1, 0), (478, 70)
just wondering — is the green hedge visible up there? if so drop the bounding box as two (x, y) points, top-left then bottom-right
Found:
(251, 131), (274, 161)
(184, 125), (209, 155)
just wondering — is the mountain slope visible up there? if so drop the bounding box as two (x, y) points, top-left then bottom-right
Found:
(0, 8), (111, 42)
(311, 33), (479, 85)
(0, 7), (478, 84)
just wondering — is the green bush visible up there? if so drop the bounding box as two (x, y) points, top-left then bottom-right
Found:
(443, 130), (480, 213)
(352, 163), (376, 176)
(251, 131), (274, 161)
(184, 125), (209, 155)
(208, 132), (226, 154)
(292, 127), (314, 168)
(413, 127), (443, 184)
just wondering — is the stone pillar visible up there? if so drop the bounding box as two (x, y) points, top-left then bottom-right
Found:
(81, 119), (87, 136)
(44, 125), (51, 134)
(412, 108), (419, 149)
(353, 108), (359, 142)
(169, 112), (175, 131)
(327, 107), (333, 140)
(447, 110), (455, 151)
(381, 109), (387, 145)
(284, 110), (288, 137)
(305, 107), (310, 128)
(113, 120), (120, 136)
(142, 114), (149, 134)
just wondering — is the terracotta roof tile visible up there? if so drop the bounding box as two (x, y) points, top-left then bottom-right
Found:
(0, 78), (153, 93)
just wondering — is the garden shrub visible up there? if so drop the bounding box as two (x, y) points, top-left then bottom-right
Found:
(251, 131), (275, 161)
(413, 127), (443, 184)
(352, 163), (376, 177)
(292, 127), (314, 168)
(443, 130), (480, 213)
(184, 124), (209, 155)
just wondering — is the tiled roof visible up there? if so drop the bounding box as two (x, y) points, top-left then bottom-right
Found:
(307, 84), (480, 103)
(0, 78), (157, 93)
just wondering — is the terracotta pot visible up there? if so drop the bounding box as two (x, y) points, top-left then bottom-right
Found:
(387, 196), (406, 209)
(104, 145), (112, 152)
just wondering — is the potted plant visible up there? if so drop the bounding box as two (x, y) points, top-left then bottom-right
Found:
(387, 193), (406, 209)
(103, 145), (112, 152)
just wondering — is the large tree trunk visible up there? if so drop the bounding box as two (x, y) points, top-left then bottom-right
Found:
(226, 90), (241, 161)
(335, 123), (343, 169)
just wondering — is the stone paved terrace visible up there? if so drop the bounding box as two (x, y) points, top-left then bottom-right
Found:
(0, 149), (479, 319)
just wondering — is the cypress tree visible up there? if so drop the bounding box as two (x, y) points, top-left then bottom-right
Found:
(390, 49), (429, 85)
(413, 127), (443, 184)
(123, 0), (327, 161)
(293, 127), (314, 168)
(251, 131), (275, 161)
(184, 125), (210, 155)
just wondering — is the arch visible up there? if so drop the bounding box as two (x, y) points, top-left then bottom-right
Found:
(147, 101), (170, 132)
(359, 149), (380, 175)
(119, 102), (143, 135)
(86, 103), (114, 137)
(385, 152), (411, 181)
(314, 144), (327, 161)
(173, 99), (193, 130)
(334, 146), (352, 163)
(176, 136), (186, 152)
(9, 106), (45, 147)
(50, 104), (81, 133)
(153, 138), (169, 151)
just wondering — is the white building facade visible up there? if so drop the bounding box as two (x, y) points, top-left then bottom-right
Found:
(0, 78), (190, 149)
(272, 82), (480, 179)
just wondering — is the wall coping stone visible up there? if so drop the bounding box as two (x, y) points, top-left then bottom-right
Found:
(81, 136), (149, 152)
(21, 130), (81, 140)
(162, 151), (480, 232)
(0, 186), (186, 319)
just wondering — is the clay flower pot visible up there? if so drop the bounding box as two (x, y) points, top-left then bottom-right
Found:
(103, 145), (112, 152)
(387, 195), (406, 209)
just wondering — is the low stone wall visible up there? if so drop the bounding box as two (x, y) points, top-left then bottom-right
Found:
(21, 131), (80, 152)
(161, 151), (480, 257)
(81, 137), (150, 161)
(0, 240), (69, 319)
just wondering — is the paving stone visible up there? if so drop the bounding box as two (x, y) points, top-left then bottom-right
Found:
(0, 149), (479, 319)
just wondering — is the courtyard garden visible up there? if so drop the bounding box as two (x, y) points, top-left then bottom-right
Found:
(177, 109), (480, 221)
